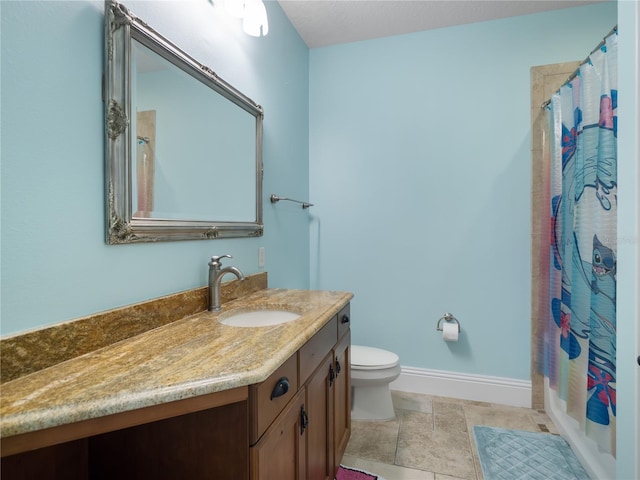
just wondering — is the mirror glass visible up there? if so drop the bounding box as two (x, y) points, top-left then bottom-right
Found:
(105, 0), (263, 244)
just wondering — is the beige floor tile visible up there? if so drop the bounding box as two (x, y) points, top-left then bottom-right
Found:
(436, 475), (476, 480)
(462, 399), (492, 408)
(486, 403), (539, 416)
(435, 412), (468, 433)
(433, 400), (465, 416)
(391, 390), (434, 414)
(341, 455), (435, 479)
(396, 411), (475, 479)
(345, 418), (401, 464)
(433, 401), (467, 433)
(469, 443), (484, 480)
(463, 403), (540, 433)
(432, 395), (464, 404)
(530, 410), (560, 434)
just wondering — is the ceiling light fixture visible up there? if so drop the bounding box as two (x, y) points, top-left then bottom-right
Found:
(224, 0), (269, 37)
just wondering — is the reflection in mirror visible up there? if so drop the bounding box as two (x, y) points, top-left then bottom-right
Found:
(105, 0), (263, 244)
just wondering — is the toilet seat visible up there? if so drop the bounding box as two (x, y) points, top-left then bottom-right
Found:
(351, 345), (399, 370)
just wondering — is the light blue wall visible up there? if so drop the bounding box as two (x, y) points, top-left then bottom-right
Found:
(309, 2), (618, 381)
(0, 0), (310, 335)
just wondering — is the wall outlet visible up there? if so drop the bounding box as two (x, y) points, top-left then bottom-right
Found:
(258, 247), (265, 267)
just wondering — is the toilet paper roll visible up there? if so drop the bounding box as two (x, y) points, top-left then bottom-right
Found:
(442, 322), (459, 342)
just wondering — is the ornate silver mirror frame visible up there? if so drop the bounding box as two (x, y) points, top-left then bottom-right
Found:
(104, 0), (264, 244)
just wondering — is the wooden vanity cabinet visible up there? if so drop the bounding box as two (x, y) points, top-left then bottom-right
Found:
(250, 304), (351, 480)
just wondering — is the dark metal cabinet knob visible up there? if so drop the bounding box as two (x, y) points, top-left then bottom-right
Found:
(270, 377), (290, 400)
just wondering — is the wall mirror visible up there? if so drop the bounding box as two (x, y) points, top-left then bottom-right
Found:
(104, 0), (263, 244)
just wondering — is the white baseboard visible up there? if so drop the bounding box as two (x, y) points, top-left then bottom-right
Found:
(389, 366), (532, 408)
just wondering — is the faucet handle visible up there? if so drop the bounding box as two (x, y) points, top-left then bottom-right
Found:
(209, 254), (232, 266)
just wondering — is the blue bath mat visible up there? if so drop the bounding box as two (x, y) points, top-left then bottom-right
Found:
(473, 426), (590, 480)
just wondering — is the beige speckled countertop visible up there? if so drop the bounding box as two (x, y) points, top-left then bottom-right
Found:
(0, 288), (353, 439)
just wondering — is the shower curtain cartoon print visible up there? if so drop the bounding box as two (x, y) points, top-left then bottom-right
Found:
(547, 30), (617, 456)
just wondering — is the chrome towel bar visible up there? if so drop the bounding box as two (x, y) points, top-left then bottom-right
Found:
(270, 194), (313, 209)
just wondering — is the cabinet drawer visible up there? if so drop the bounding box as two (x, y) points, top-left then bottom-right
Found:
(249, 353), (298, 445)
(299, 317), (337, 385)
(337, 304), (350, 340)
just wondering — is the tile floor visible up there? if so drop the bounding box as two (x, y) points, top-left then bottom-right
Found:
(340, 390), (560, 480)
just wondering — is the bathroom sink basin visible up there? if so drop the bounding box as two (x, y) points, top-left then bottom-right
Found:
(219, 309), (301, 327)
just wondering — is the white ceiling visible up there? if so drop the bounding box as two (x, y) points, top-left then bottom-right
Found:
(276, 0), (607, 48)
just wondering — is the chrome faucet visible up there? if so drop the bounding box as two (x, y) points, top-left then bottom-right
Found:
(208, 254), (245, 311)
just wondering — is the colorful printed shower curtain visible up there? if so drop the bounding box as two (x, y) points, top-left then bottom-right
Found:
(543, 29), (618, 456)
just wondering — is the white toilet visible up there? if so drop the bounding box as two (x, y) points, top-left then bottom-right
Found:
(350, 345), (401, 421)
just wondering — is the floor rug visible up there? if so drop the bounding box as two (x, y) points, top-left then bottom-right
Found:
(473, 426), (590, 480)
(335, 465), (385, 480)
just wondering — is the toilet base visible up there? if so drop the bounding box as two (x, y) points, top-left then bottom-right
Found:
(351, 383), (396, 421)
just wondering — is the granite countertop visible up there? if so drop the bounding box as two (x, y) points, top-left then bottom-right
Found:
(0, 288), (353, 439)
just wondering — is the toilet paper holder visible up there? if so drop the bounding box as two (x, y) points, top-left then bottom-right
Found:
(436, 313), (461, 333)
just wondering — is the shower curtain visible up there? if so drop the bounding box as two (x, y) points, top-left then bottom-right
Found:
(542, 29), (618, 456)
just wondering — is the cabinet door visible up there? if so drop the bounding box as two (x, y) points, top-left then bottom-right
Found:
(333, 331), (351, 467)
(250, 388), (307, 480)
(306, 352), (335, 480)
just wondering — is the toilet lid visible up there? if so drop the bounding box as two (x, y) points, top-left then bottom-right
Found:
(351, 345), (399, 369)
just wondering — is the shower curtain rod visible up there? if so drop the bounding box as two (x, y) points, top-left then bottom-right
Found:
(540, 25), (618, 110)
